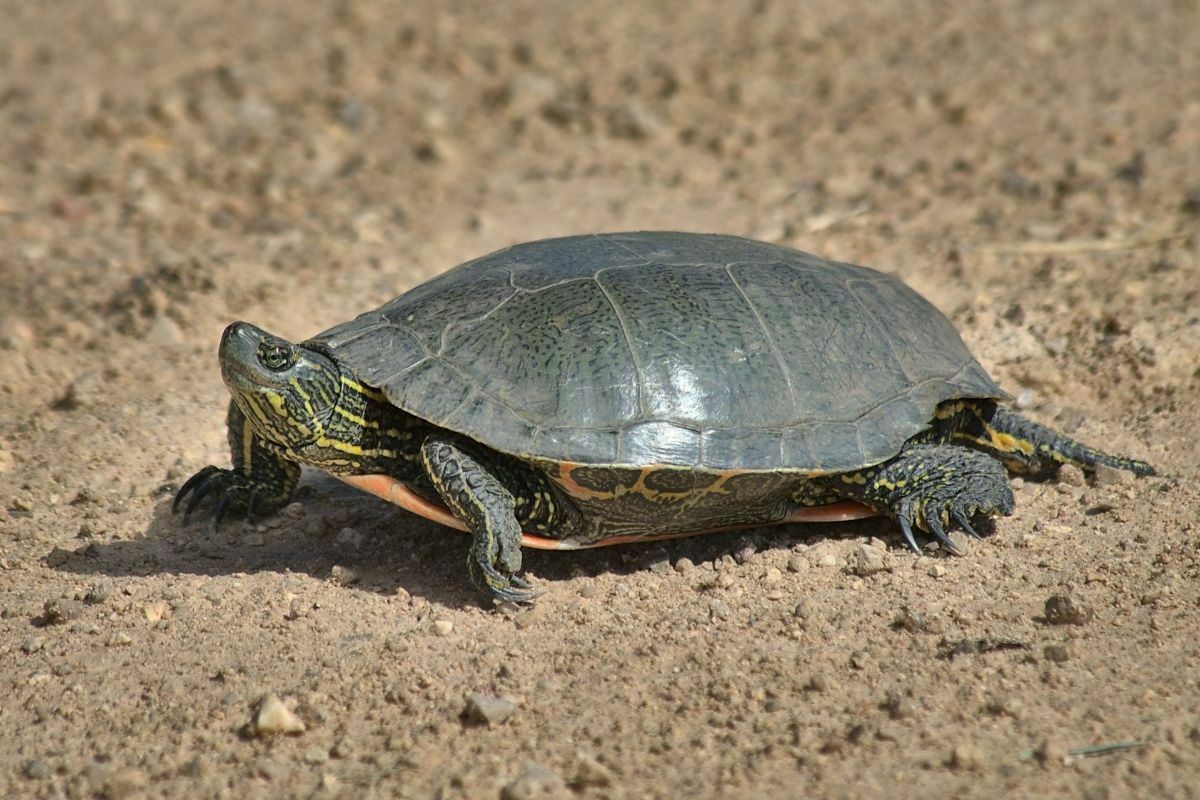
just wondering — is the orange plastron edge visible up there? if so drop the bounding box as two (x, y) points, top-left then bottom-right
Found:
(338, 473), (878, 551)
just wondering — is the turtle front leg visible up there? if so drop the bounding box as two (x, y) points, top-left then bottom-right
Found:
(420, 435), (539, 603)
(948, 401), (1156, 480)
(174, 401), (301, 527)
(824, 443), (1015, 554)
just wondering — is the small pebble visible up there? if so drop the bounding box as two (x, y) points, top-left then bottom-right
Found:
(463, 692), (518, 726)
(330, 565), (359, 586)
(928, 564), (946, 578)
(1057, 463), (1086, 487)
(283, 502), (306, 520)
(1043, 593), (1094, 625)
(303, 748), (329, 765)
(571, 752), (613, 787)
(143, 601), (172, 622)
(42, 598), (82, 625)
(1037, 738), (1069, 766)
(950, 743), (985, 771)
(1043, 643), (1072, 663)
(786, 554), (808, 573)
(853, 543), (891, 576)
(710, 600), (732, 620)
(1092, 462), (1128, 486)
(816, 552), (840, 567)
(733, 542), (757, 564)
(21, 636), (44, 654)
(22, 759), (51, 780)
(673, 557), (694, 574)
(254, 694), (307, 735)
(83, 581), (113, 605)
(762, 566), (783, 585)
(947, 530), (971, 553)
(501, 760), (569, 800)
(335, 526), (365, 548)
(433, 619), (454, 636)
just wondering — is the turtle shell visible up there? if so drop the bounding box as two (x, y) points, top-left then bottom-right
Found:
(311, 232), (1006, 473)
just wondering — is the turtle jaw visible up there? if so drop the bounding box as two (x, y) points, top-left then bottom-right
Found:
(218, 322), (341, 452)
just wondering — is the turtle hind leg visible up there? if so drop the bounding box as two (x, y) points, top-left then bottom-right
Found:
(823, 443), (1015, 554)
(950, 401), (1156, 479)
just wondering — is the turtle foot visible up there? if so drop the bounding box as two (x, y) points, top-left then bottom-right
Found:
(173, 465), (291, 529)
(851, 443), (1015, 554)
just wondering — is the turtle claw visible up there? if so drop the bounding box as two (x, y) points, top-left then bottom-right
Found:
(468, 552), (540, 604)
(173, 464), (291, 529)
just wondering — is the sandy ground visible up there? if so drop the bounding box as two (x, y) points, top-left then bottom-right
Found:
(2, 1), (1199, 798)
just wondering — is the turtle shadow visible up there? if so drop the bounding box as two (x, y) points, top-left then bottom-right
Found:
(52, 472), (882, 607)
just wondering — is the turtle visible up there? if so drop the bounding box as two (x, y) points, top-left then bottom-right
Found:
(174, 231), (1155, 601)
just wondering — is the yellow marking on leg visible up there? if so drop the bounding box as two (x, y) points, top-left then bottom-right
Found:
(240, 420), (256, 477)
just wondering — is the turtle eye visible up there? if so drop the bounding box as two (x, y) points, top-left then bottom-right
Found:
(258, 343), (294, 371)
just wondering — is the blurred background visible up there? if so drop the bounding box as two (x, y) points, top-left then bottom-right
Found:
(1, 2), (1198, 798)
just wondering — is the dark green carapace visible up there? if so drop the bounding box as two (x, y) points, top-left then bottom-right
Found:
(175, 232), (1155, 602)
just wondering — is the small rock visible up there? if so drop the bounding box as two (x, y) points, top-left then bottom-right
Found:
(22, 759), (51, 780)
(330, 565), (359, 586)
(636, 547), (671, 574)
(853, 543), (891, 576)
(143, 601), (172, 623)
(1014, 388), (1037, 409)
(928, 564), (946, 578)
(501, 760), (569, 800)
(816, 552), (840, 568)
(1043, 643), (1072, 663)
(335, 526), (365, 548)
(950, 743), (985, 771)
(303, 748), (329, 766)
(254, 694), (307, 735)
(1092, 462), (1129, 486)
(673, 557), (694, 574)
(806, 673), (829, 692)
(1037, 738), (1069, 766)
(786, 554), (808, 573)
(83, 581), (113, 605)
(254, 758), (287, 781)
(42, 598), (82, 625)
(793, 598), (815, 620)
(433, 619), (454, 636)
(709, 599), (732, 620)
(283, 502), (306, 520)
(107, 632), (133, 647)
(1057, 463), (1086, 487)
(463, 692), (518, 726)
(762, 566), (783, 585)
(1043, 593), (1094, 626)
(570, 752), (613, 787)
(733, 541), (757, 564)
(607, 100), (663, 140)
(21, 636), (44, 654)
(947, 530), (971, 553)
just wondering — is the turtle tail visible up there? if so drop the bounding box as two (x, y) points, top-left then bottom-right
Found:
(949, 401), (1156, 479)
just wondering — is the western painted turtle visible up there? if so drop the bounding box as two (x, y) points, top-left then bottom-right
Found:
(175, 232), (1155, 601)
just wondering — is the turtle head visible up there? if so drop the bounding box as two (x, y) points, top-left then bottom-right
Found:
(218, 322), (342, 451)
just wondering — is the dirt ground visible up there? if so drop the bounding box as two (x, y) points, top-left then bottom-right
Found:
(2, 1), (1199, 798)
